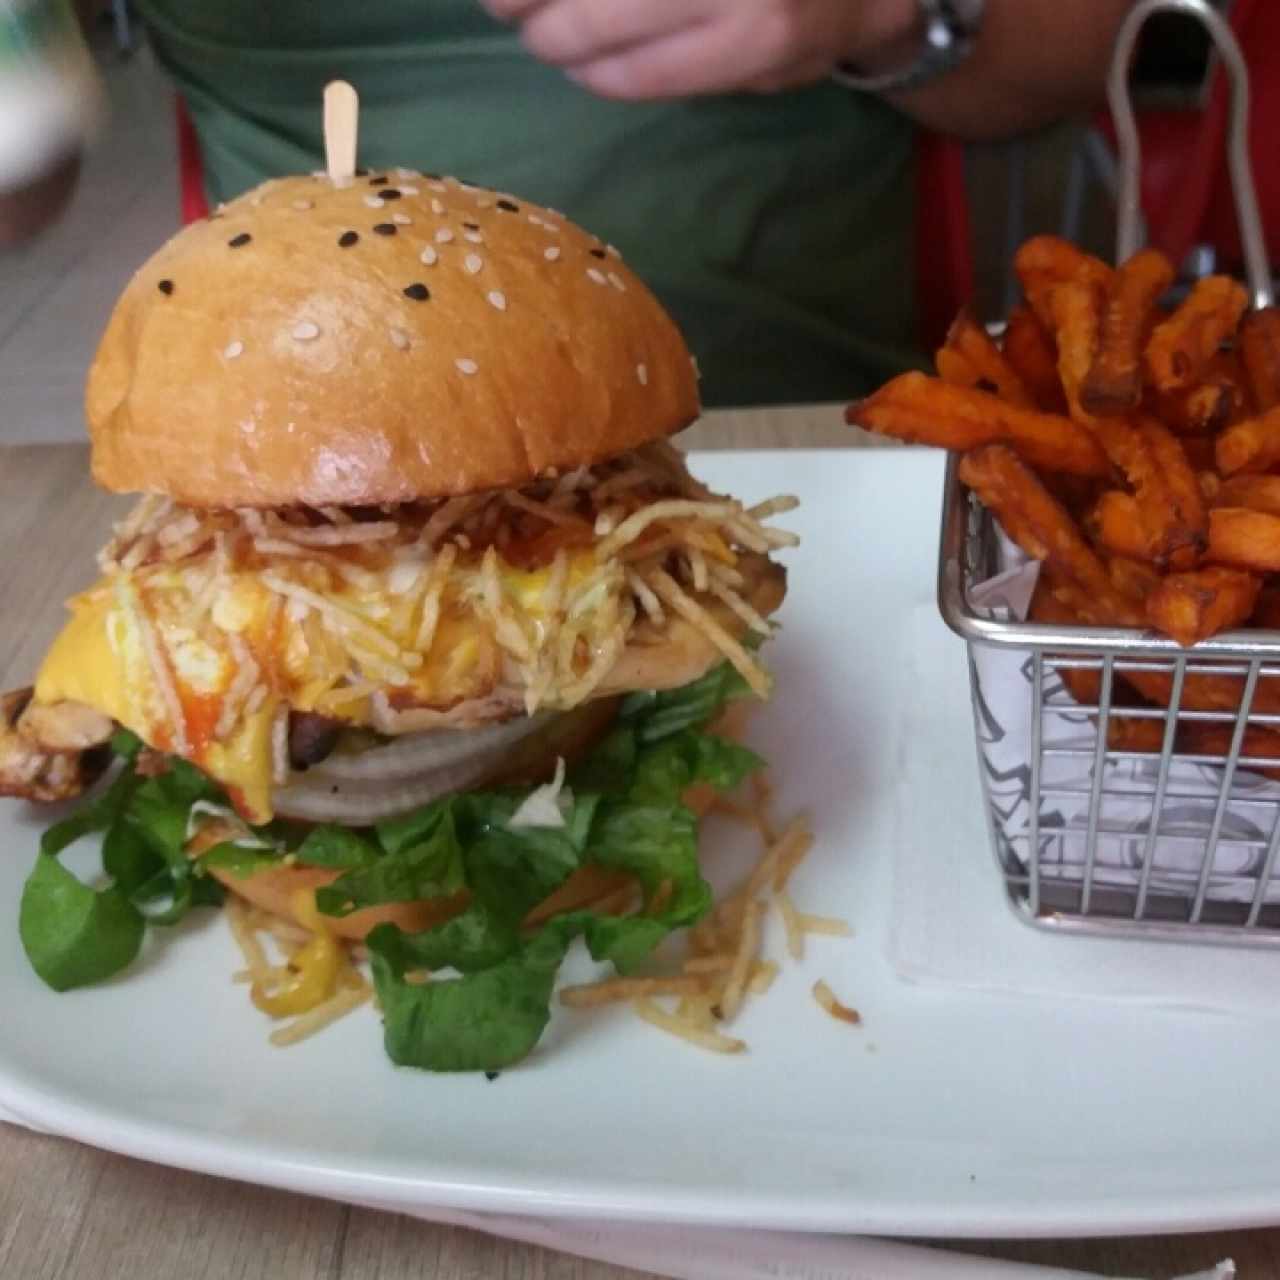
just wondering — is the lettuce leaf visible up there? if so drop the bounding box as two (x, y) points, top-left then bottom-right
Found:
(370, 924), (572, 1072)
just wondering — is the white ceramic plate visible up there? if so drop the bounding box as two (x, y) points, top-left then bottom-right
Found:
(7, 450), (1280, 1238)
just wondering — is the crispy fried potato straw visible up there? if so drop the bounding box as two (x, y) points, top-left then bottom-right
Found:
(1145, 275), (1249, 393)
(1144, 566), (1260, 647)
(848, 373), (1108, 476)
(1082, 248), (1175, 414)
(960, 445), (1143, 626)
(1240, 307), (1280, 413)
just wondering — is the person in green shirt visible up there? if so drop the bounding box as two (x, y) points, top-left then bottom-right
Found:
(4, 0), (1129, 406)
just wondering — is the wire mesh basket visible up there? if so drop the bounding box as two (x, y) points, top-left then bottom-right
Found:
(937, 0), (1280, 947)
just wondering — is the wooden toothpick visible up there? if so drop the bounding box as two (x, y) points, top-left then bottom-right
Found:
(323, 80), (358, 187)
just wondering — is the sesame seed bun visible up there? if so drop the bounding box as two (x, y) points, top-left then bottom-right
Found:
(86, 172), (700, 508)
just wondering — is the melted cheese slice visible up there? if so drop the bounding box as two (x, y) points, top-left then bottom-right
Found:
(35, 587), (278, 821)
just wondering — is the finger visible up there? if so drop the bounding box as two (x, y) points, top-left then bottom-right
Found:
(520, 0), (705, 67)
(567, 15), (784, 100)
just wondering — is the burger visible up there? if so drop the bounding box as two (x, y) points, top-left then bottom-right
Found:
(1, 169), (795, 1071)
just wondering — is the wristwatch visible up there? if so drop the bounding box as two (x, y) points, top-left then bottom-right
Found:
(831, 0), (986, 95)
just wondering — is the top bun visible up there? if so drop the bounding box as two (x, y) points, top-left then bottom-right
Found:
(86, 172), (700, 508)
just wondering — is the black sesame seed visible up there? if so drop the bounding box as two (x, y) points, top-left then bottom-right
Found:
(403, 283), (430, 301)
(589, 247), (606, 259)
(338, 230), (359, 248)
(462, 221), (479, 231)
(377, 188), (401, 200)
(372, 223), (397, 236)
(368, 175), (388, 185)
(484, 1071), (500, 1082)
(355, 167), (369, 177)
(157, 279), (174, 296)
(496, 199), (519, 212)
(228, 233), (252, 248)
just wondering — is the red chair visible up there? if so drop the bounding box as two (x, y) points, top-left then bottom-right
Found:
(177, 99), (972, 355)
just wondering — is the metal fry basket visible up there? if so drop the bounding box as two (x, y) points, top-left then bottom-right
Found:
(938, 0), (1280, 946)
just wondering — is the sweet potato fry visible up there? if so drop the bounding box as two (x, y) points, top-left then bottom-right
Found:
(1090, 490), (1159, 562)
(1144, 567), (1260, 647)
(1208, 507), (1280, 573)
(1215, 403), (1280, 475)
(1108, 555), (1162, 602)
(1028, 580), (1102, 703)
(1177, 722), (1280, 784)
(1136, 416), (1206, 569)
(1082, 418), (1205, 568)
(1107, 715), (1170, 755)
(939, 307), (1035, 406)
(1212, 474), (1280, 516)
(1253, 585), (1280, 630)
(959, 445), (1143, 626)
(935, 345), (980, 388)
(1048, 278), (1104, 423)
(1014, 235), (1113, 331)
(1153, 381), (1239, 436)
(1082, 248), (1175, 414)
(1179, 435), (1218, 472)
(1145, 275), (1249, 393)
(847, 373), (1109, 475)
(1002, 304), (1066, 413)
(1239, 306), (1280, 413)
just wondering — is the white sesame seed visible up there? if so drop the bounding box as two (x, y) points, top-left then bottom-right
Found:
(463, 230), (483, 244)
(389, 327), (410, 350)
(435, 228), (455, 244)
(543, 246), (561, 262)
(464, 253), (483, 275)
(587, 267), (607, 285)
(476, 196), (493, 208)
(459, 181), (479, 192)
(455, 357), (478, 375)
(398, 185), (420, 195)
(606, 244), (621, 259)
(392, 212), (412, 225)
(291, 198), (313, 210)
(431, 198), (445, 215)
(419, 246), (439, 266)
(310, 170), (325, 179)
(691, 355), (702, 379)
(428, 181), (447, 193)
(292, 321), (320, 341)
(542, 221), (561, 234)
(224, 340), (244, 360)
(364, 194), (385, 208)
(487, 290), (507, 311)
(527, 214), (544, 227)
(637, 363), (648, 386)
(395, 167), (418, 179)
(607, 271), (627, 291)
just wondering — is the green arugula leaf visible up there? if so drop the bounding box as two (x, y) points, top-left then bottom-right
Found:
(40, 757), (140, 857)
(19, 854), (144, 991)
(294, 825), (381, 870)
(196, 842), (283, 880)
(317, 806), (465, 917)
(366, 906), (519, 976)
(370, 924), (572, 1072)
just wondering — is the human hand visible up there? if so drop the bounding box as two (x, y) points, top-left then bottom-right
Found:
(479, 0), (918, 99)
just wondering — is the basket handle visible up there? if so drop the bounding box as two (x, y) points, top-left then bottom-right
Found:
(1108, 0), (1273, 308)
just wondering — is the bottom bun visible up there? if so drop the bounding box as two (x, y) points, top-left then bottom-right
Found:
(212, 700), (753, 942)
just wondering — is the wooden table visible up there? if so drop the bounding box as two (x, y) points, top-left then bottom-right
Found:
(1, 406), (1277, 1280)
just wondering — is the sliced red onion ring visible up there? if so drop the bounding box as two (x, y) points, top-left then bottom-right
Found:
(270, 713), (553, 822)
